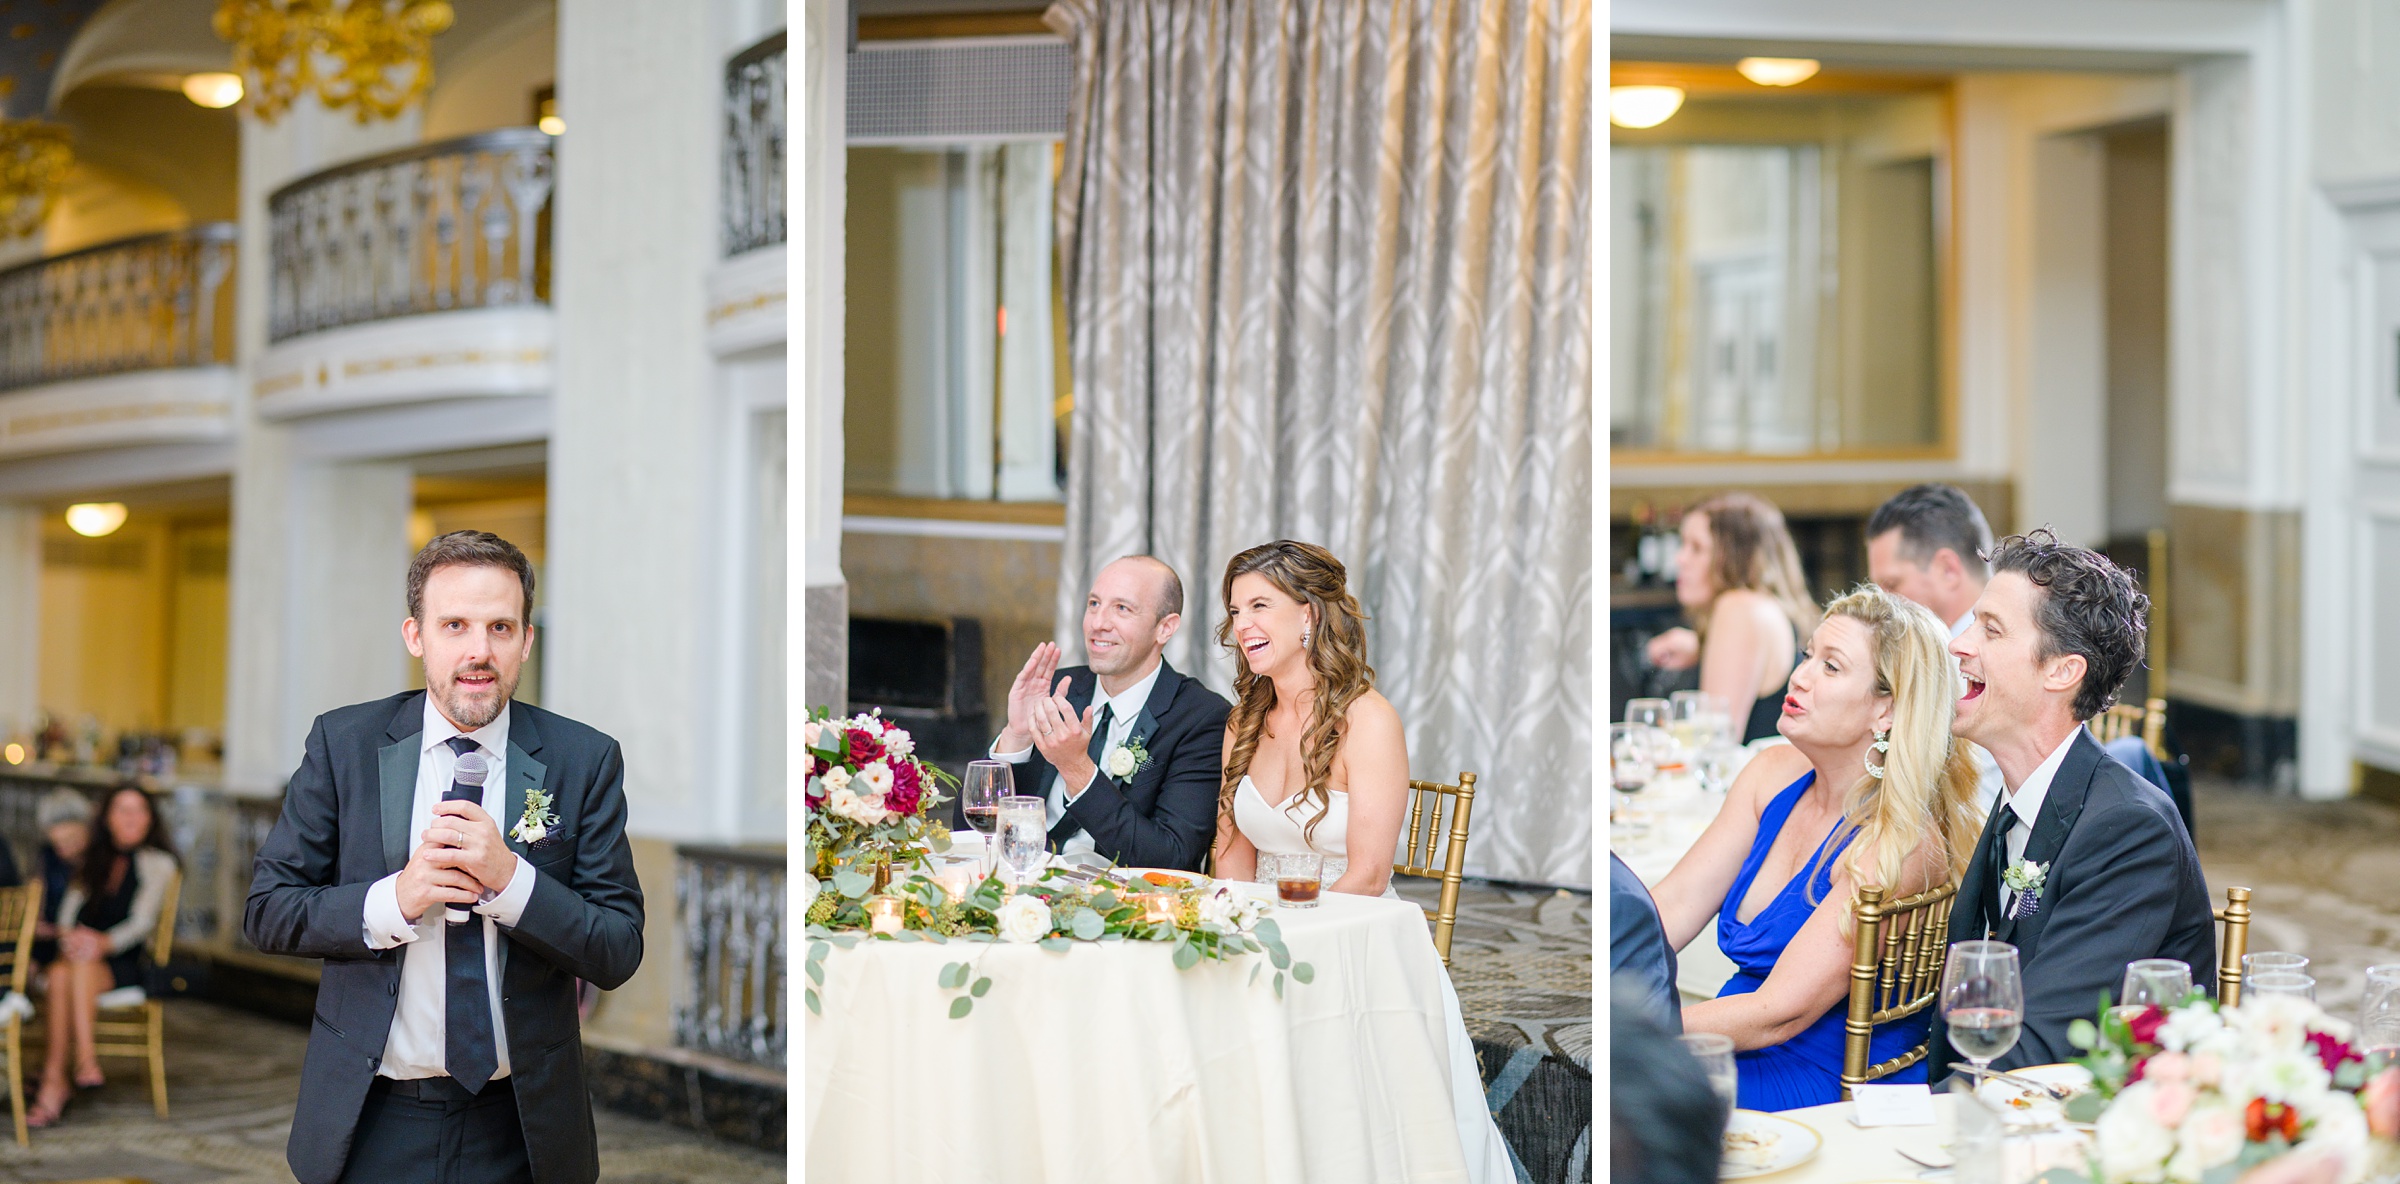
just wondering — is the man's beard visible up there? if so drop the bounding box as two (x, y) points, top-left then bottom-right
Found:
(434, 665), (516, 730)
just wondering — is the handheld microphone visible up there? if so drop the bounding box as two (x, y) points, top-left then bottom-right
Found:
(443, 750), (490, 923)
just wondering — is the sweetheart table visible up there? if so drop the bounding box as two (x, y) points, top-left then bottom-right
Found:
(804, 875), (1503, 1184)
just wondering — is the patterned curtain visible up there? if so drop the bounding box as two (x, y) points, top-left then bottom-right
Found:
(1045, 0), (1593, 887)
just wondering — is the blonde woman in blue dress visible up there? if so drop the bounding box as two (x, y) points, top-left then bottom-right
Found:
(1206, 540), (1511, 1183)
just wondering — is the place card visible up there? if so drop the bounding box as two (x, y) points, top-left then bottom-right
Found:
(1851, 1083), (1937, 1127)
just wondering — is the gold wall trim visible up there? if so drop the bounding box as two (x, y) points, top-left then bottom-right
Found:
(843, 494), (1065, 526)
(6, 400), (229, 437)
(253, 371), (307, 397)
(858, 13), (1050, 40)
(344, 348), (549, 379)
(708, 291), (785, 324)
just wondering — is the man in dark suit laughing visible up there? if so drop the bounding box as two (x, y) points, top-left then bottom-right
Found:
(247, 532), (643, 1184)
(992, 556), (1231, 872)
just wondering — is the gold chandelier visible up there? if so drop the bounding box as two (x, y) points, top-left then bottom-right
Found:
(0, 120), (73, 242)
(213, 0), (456, 125)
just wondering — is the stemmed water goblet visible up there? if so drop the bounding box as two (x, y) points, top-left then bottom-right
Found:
(1941, 941), (2024, 1082)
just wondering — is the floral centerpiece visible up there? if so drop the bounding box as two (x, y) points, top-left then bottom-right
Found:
(2043, 994), (2400, 1184)
(802, 708), (954, 891)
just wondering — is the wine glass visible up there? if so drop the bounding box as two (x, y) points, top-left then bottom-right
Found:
(995, 795), (1049, 887)
(960, 760), (1011, 876)
(2243, 951), (2309, 988)
(1678, 1032), (1738, 1124)
(1610, 722), (1658, 836)
(1625, 697), (1673, 730)
(1941, 940), (2024, 1080)
(2246, 972), (2316, 1003)
(2118, 958), (2194, 1024)
(2360, 965), (2400, 1065)
(1696, 740), (1743, 795)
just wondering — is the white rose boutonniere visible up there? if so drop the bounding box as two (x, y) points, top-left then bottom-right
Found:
(510, 787), (560, 845)
(1104, 735), (1151, 780)
(2002, 859), (2048, 919)
(995, 893), (1053, 944)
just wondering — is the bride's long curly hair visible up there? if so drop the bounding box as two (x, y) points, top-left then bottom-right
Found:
(1215, 541), (1373, 844)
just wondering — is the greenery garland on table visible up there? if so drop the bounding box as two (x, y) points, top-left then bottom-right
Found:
(801, 865), (1314, 1019)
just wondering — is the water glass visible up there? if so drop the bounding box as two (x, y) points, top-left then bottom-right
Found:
(995, 795), (1049, 886)
(961, 760), (1012, 873)
(2244, 951), (2309, 985)
(1624, 697), (1673, 730)
(1275, 852), (1324, 908)
(2246, 971), (2317, 1003)
(1696, 741), (1743, 795)
(2120, 958), (2194, 1013)
(1941, 940), (2025, 1074)
(2361, 965), (2400, 1060)
(1678, 1032), (1738, 1124)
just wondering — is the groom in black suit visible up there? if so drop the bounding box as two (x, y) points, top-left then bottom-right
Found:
(247, 532), (643, 1184)
(991, 555), (1230, 872)
(1934, 531), (2214, 1076)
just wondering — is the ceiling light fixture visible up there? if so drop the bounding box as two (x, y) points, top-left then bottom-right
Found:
(1609, 85), (1685, 130)
(1736, 57), (1821, 87)
(182, 72), (246, 108)
(65, 503), (128, 538)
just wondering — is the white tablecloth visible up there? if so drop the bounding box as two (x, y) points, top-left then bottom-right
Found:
(1614, 772), (1739, 1002)
(805, 879), (1507, 1183)
(1765, 1096), (2092, 1183)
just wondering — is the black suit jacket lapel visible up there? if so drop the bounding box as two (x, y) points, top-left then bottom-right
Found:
(1997, 731), (2100, 948)
(1953, 792), (2004, 942)
(378, 693), (427, 875)
(1122, 661), (1180, 780)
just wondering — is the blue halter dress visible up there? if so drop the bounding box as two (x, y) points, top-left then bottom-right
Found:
(1714, 769), (1929, 1110)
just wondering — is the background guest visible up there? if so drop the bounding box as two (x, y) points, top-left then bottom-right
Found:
(1646, 493), (1818, 742)
(1611, 853), (1681, 1032)
(1865, 483), (2006, 809)
(1610, 978), (1724, 1184)
(30, 788), (86, 966)
(33, 786), (178, 1127)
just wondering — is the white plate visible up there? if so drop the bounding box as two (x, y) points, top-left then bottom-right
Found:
(1119, 867), (1210, 890)
(1974, 1063), (2095, 1129)
(1720, 1109), (1821, 1179)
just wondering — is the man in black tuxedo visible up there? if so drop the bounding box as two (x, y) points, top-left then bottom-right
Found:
(1934, 531), (2213, 1076)
(990, 556), (1230, 872)
(247, 532), (643, 1184)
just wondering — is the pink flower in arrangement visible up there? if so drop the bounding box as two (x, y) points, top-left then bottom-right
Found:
(2145, 1051), (2192, 1088)
(2148, 1080), (2196, 1128)
(885, 760), (923, 817)
(2364, 1066), (2400, 1139)
(849, 729), (885, 767)
(2304, 1031), (2360, 1075)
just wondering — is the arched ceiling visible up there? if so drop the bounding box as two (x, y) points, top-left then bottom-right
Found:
(0, 0), (112, 119)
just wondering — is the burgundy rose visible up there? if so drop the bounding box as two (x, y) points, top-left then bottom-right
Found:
(2128, 1006), (2168, 1047)
(886, 760), (923, 816)
(2307, 1030), (2361, 1075)
(849, 729), (885, 766)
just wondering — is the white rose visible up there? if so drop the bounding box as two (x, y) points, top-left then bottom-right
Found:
(996, 893), (1052, 943)
(820, 766), (852, 794)
(2179, 1097), (2244, 1171)
(1106, 746), (1138, 779)
(800, 872), (820, 911)
(515, 820), (548, 845)
(802, 721), (822, 751)
(883, 729), (915, 758)
(2158, 1005), (2224, 1053)
(829, 786), (887, 826)
(2097, 1084), (2177, 1183)
(1194, 888), (1237, 929)
(857, 761), (895, 798)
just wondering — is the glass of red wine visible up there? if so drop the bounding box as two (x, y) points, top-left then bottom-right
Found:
(960, 760), (1011, 878)
(1941, 940), (2024, 1080)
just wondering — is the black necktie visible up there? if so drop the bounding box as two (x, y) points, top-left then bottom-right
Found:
(443, 735), (498, 1093)
(1049, 703), (1114, 850)
(1993, 804), (2022, 920)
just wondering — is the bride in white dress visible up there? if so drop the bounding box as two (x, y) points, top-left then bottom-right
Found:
(1205, 541), (1514, 1184)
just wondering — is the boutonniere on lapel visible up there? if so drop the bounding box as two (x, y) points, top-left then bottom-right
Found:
(511, 787), (560, 846)
(1103, 735), (1151, 780)
(2002, 859), (2048, 919)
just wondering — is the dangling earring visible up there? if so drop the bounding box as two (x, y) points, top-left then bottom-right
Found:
(1864, 729), (1891, 780)
(1300, 622), (1312, 649)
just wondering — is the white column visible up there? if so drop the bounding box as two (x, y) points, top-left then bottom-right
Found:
(547, 0), (720, 842)
(800, 0), (847, 712)
(0, 505), (39, 739)
(221, 101), (422, 790)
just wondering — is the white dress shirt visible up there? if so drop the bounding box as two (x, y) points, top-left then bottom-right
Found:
(362, 699), (540, 1081)
(991, 660), (1162, 857)
(1996, 729), (2081, 915)
(1948, 608), (2008, 813)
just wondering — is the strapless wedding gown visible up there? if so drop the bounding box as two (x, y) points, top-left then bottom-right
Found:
(1231, 776), (1515, 1183)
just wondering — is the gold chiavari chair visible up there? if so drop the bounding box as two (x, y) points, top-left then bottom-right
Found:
(1841, 880), (1958, 1099)
(89, 870), (178, 1118)
(2215, 886), (2251, 1007)
(2087, 700), (2170, 763)
(1395, 772), (1478, 967)
(0, 882), (41, 1146)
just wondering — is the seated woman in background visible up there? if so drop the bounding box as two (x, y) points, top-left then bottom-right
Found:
(1647, 587), (1982, 1110)
(31, 786), (178, 1128)
(1645, 492), (1818, 743)
(31, 788), (89, 967)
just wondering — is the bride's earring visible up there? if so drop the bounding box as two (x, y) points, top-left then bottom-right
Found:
(1864, 730), (1891, 780)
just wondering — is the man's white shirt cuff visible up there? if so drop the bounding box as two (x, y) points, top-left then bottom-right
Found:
(476, 854), (538, 927)
(990, 744), (1032, 763)
(363, 873), (419, 949)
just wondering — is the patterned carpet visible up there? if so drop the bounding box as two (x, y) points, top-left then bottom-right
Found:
(1394, 876), (1594, 1184)
(2191, 780), (2400, 1021)
(0, 1000), (781, 1184)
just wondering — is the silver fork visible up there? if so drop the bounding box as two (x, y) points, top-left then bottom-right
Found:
(1948, 1062), (2075, 1100)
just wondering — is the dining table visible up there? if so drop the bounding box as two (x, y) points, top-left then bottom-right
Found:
(804, 853), (1506, 1184)
(1614, 764), (1741, 1001)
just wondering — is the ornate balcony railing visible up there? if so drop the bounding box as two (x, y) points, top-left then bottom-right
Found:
(674, 843), (785, 1070)
(723, 31), (786, 257)
(269, 128), (554, 343)
(0, 225), (236, 393)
